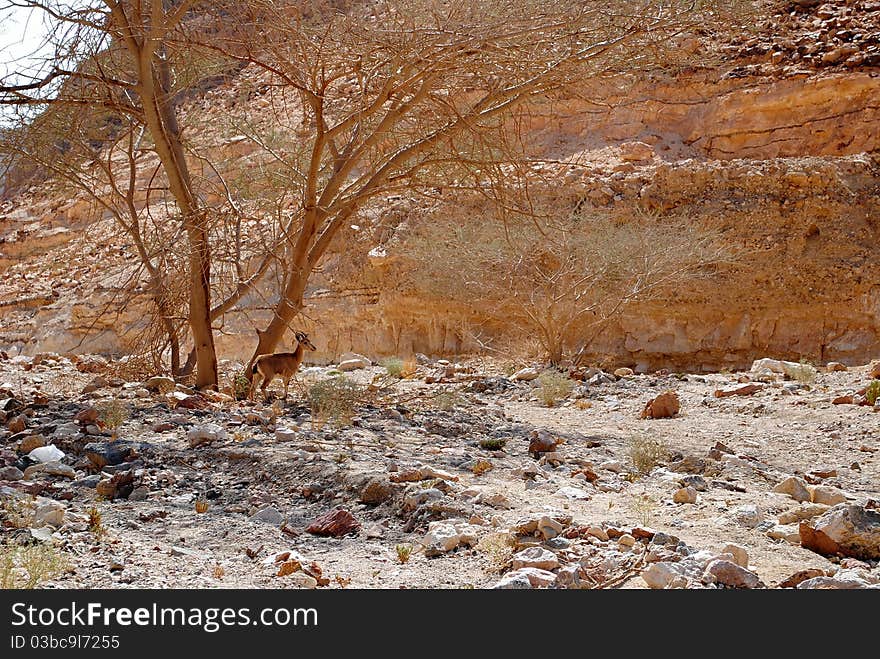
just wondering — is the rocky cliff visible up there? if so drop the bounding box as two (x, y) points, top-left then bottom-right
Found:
(0, 0), (878, 370)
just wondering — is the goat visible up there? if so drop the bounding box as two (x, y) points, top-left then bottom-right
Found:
(249, 331), (317, 400)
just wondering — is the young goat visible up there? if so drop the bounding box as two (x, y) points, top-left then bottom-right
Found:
(249, 331), (317, 400)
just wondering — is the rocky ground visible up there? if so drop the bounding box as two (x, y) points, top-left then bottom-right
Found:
(1, 350), (878, 590)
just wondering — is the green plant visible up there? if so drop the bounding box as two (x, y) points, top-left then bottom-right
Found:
(381, 357), (405, 378)
(628, 493), (657, 527)
(307, 376), (364, 429)
(537, 369), (574, 407)
(232, 372), (251, 400)
(96, 398), (130, 440)
(0, 543), (68, 589)
(865, 380), (880, 405)
(628, 434), (668, 475)
(479, 437), (506, 451)
(395, 544), (413, 564)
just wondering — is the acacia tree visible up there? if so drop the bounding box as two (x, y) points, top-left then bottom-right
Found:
(196, 0), (719, 368)
(0, 0), (221, 387)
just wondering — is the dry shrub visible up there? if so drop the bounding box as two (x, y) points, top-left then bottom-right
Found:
(628, 434), (669, 475)
(477, 533), (515, 573)
(404, 209), (730, 364)
(537, 369), (574, 407)
(307, 376), (365, 429)
(0, 543), (69, 589)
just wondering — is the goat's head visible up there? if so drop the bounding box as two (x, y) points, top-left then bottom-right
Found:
(294, 331), (317, 351)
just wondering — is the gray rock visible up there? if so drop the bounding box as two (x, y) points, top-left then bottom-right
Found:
(0, 465), (23, 480)
(23, 461), (76, 480)
(492, 572), (534, 589)
(249, 506), (284, 526)
(730, 504), (763, 528)
(802, 504), (880, 560)
(275, 426), (297, 442)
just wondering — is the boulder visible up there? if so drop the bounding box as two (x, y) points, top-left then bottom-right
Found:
(703, 559), (762, 588)
(773, 476), (811, 503)
(720, 543), (749, 568)
(306, 508), (360, 537)
(799, 504), (880, 560)
(511, 546), (560, 571)
(809, 485), (847, 506)
(640, 391), (680, 419)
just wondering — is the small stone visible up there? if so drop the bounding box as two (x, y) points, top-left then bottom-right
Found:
(511, 546), (559, 571)
(640, 391), (680, 419)
(306, 508), (360, 537)
(618, 534), (636, 548)
(528, 430), (558, 455)
(641, 562), (690, 589)
(826, 362), (847, 372)
(18, 434), (46, 453)
(586, 526), (608, 541)
(0, 466), (23, 480)
(619, 141), (654, 162)
(249, 506), (284, 526)
(537, 516), (564, 540)
(720, 543), (749, 568)
(505, 567), (556, 588)
(703, 559), (762, 588)
(337, 356), (370, 371)
(186, 423), (228, 448)
(7, 415), (27, 433)
(492, 572), (533, 589)
(358, 478), (394, 505)
(423, 522), (462, 556)
(511, 367), (540, 381)
(809, 485), (847, 506)
(673, 487), (698, 504)
(614, 367), (634, 377)
(84, 441), (136, 469)
(774, 476), (811, 502)
(680, 475), (708, 491)
(33, 501), (65, 527)
(23, 461), (76, 480)
(275, 426), (297, 442)
(143, 376), (176, 392)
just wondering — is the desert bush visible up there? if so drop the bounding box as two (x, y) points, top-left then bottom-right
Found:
(96, 399), (130, 440)
(0, 543), (68, 589)
(307, 376), (364, 429)
(381, 357), (405, 378)
(232, 372), (252, 401)
(628, 493), (658, 527)
(628, 435), (668, 475)
(865, 380), (880, 405)
(87, 506), (106, 541)
(477, 533), (515, 573)
(1, 496), (35, 529)
(537, 369), (574, 407)
(789, 360), (817, 385)
(433, 389), (462, 411)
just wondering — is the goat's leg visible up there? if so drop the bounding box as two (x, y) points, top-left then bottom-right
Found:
(248, 374), (260, 401)
(282, 376), (291, 400)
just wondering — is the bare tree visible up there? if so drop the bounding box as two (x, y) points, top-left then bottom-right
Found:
(197, 0), (716, 368)
(404, 204), (731, 364)
(0, 0), (221, 387)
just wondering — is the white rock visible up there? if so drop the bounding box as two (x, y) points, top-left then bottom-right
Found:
(766, 524), (801, 544)
(28, 445), (65, 463)
(556, 486), (590, 500)
(511, 367), (540, 381)
(505, 567), (556, 588)
(641, 562), (690, 589)
(287, 572), (318, 589)
(423, 522), (462, 556)
(187, 423), (228, 447)
(511, 546), (559, 570)
(492, 572), (533, 589)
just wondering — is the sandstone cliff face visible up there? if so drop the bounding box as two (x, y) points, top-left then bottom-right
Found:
(1, 2), (879, 370)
